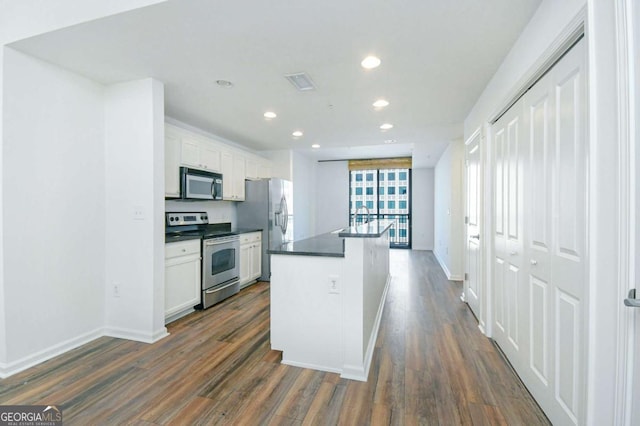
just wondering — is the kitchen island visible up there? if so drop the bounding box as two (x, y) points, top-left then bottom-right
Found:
(269, 220), (392, 381)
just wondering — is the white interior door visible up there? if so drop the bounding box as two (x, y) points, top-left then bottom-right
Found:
(464, 130), (482, 321)
(492, 38), (587, 425)
(492, 97), (526, 368)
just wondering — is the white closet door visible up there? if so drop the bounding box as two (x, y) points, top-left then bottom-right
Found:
(492, 97), (526, 368)
(492, 38), (587, 425)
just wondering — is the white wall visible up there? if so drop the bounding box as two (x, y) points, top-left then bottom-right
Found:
(433, 141), (464, 280)
(464, 0), (586, 135)
(2, 48), (106, 370)
(315, 161), (350, 235)
(0, 0), (166, 45)
(291, 151), (317, 240)
(104, 78), (167, 343)
(411, 168), (435, 250)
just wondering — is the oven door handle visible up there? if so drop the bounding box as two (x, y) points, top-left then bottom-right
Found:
(204, 237), (238, 246)
(205, 279), (239, 294)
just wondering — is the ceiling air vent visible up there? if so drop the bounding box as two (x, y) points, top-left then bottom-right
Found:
(284, 72), (316, 91)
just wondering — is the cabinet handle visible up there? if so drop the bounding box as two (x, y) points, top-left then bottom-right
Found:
(181, 248), (186, 252)
(530, 259), (538, 265)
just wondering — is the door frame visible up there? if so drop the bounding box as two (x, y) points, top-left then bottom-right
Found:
(462, 127), (485, 331)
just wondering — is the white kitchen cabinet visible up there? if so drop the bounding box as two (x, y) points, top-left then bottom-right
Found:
(257, 160), (272, 179)
(165, 239), (201, 323)
(165, 133), (181, 197)
(180, 137), (221, 172)
(245, 157), (259, 180)
(221, 151), (246, 201)
(240, 232), (262, 288)
(246, 156), (272, 180)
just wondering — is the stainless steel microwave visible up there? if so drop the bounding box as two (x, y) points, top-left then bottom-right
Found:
(180, 167), (223, 200)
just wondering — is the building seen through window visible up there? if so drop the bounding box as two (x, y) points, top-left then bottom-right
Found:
(349, 168), (411, 247)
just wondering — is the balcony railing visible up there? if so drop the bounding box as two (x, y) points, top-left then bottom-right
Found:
(349, 213), (410, 248)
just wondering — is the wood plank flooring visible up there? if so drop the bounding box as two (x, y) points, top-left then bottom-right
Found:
(0, 250), (550, 425)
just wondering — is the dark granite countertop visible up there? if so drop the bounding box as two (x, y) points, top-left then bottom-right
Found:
(337, 220), (394, 238)
(164, 228), (262, 243)
(269, 232), (345, 258)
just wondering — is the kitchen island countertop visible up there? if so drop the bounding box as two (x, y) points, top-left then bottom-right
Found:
(269, 220), (394, 258)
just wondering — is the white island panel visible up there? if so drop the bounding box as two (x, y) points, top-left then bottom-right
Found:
(270, 220), (392, 381)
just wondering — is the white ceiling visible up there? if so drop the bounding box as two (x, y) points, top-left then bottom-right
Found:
(10, 0), (541, 167)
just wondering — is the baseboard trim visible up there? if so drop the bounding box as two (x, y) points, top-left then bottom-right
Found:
(433, 250), (463, 281)
(281, 359), (342, 375)
(0, 328), (103, 379)
(104, 326), (169, 344)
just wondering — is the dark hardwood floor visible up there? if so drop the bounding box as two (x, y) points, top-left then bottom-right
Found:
(0, 250), (549, 425)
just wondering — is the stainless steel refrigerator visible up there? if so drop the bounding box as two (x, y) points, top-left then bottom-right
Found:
(236, 178), (293, 281)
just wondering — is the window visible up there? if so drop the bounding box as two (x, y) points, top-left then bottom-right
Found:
(349, 168), (411, 248)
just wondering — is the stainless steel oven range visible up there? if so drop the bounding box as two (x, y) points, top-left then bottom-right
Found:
(165, 212), (240, 309)
(201, 234), (240, 308)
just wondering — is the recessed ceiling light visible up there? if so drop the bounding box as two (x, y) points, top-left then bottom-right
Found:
(264, 111), (277, 119)
(216, 80), (233, 88)
(292, 131), (303, 137)
(373, 99), (389, 108)
(361, 56), (381, 69)
(380, 123), (394, 130)
(311, 144), (320, 149)
(384, 139), (396, 144)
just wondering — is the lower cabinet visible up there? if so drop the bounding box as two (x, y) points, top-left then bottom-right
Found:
(240, 232), (262, 288)
(165, 239), (201, 323)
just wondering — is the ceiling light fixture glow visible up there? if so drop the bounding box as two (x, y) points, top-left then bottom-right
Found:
(292, 131), (303, 137)
(311, 144), (320, 149)
(263, 111), (277, 119)
(361, 55), (381, 69)
(380, 123), (394, 130)
(373, 99), (389, 108)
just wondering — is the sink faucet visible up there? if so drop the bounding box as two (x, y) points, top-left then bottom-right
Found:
(354, 205), (371, 226)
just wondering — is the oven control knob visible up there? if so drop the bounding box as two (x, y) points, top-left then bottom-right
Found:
(169, 217), (174, 222)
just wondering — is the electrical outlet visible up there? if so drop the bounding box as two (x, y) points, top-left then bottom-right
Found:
(133, 206), (145, 220)
(113, 282), (121, 298)
(328, 275), (340, 294)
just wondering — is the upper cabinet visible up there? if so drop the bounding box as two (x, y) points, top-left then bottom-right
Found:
(180, 137), (221, 172)
(221, 151), (246, 201)
(165, 123), (272, 200)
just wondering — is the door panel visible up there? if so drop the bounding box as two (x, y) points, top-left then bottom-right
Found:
(464, 130), (482, 319)
(492, 37), (587, 425)
(530, 276), (548, 384)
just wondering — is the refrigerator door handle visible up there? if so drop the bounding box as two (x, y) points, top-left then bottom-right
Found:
(282, 196), (288, 235)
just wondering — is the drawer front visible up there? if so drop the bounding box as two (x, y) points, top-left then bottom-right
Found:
(165, 239), (201, 258)
(240, 232), (261, 244)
